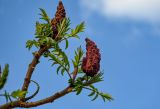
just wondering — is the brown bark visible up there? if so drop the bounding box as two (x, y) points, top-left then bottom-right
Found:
(21, 46), (48, 99)
(0, 86), (72, 109)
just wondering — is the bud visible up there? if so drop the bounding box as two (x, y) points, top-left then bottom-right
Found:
(51, 1), (66, 39)
(82, 38), (101, 77)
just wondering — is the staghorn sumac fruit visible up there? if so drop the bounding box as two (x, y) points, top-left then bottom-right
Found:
(51, 1), (66, 39)
(82, 38), (101, 77)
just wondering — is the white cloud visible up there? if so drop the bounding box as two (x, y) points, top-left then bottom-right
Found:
(80, 0), (160, 23)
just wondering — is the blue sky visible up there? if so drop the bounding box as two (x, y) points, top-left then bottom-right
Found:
(0, 0), (160, 109)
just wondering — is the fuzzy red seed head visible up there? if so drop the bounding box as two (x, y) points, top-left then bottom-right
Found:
(82, 38), (101, 77)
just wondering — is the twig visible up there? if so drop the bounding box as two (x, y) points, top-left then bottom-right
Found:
(0, 86), (73, 109)
(83, 87), (96, 92)
(66, 70), (72, 80)
(21, 46), (48, 100)
(72, 67), (78, 82)
(59, 63), (72, 80)
(24, 80), (40, 101)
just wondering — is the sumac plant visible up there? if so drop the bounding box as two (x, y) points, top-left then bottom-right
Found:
(0, 1), (113, 109)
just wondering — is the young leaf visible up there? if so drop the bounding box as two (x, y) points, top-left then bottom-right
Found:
(35, 21), (43, 36)
(100, 93), (113, 102)
(61, 68), (66, 76)
(85, 85), (113, 102)
(65, 39), (69, 49)
(72, 46), (84, 67)
(50, 45), (70, 76)
(57, 18), (71, 39)
(4, 90), (9, 103)
(85, 72), (104, 85)
(26, 40), (39, 50)
(70, 22), (85, 37)
(75, 22), (85, 33)
(76, 87), (82, 95)
(39, 8), (50, 23)
(72, 60), (77, 68)
(11, 89), (27, 99)
(92, 92), (99, 101)
(49, 53), (62, 64)
(88, 91), (95, 97)
(56, 66), (62, 74)
(0, 64), (9, 90)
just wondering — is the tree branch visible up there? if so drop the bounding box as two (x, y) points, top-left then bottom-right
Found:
(0, 86), (73, 109)
(21, 46), (48, 99)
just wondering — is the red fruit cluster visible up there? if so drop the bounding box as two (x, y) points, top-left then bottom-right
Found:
(82, 38), (101, 77)
(51, 1), (66, 39)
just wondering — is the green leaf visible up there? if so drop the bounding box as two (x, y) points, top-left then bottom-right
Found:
(49, 53), (62, 64)
(35, 22), (53, 41)
(65, 39), (69, 49)
(26, 40), (39, 50)
(102, 96), (106, 102)
(51, 61), (58, 66)
(85, 85), (113, 102)
(72, 60), (77, 67)
(83, 84), (113, 102)
(56, 66), (62, 74)
(68, 78), (72, 84)
(88, 91), (95, 97)
(4, 90), (9, 103)
(70, 22), (85, 37)
(72, 46), (84, 67)
(11, 89), (27, 99)
(100, 93), (113, 102)
(75, 22), (85, 33)
(8, 94), (12, 102)
(61, 68), (66, 76)
(35, 21), (43, 36)
(89, 85), (95, 89)
(85, 72), (104, 85)
(92, 92), (99, 101)
(76, 87), (82, 95)
(57, 18), (71, 39)
(50, 45), (70, 76)
(0, 64), (9, 90)
(77, 68), (83, 74)
(39, 8), (50, 23)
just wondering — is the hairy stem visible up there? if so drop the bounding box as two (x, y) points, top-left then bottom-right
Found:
(21, 46), (48, 99)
